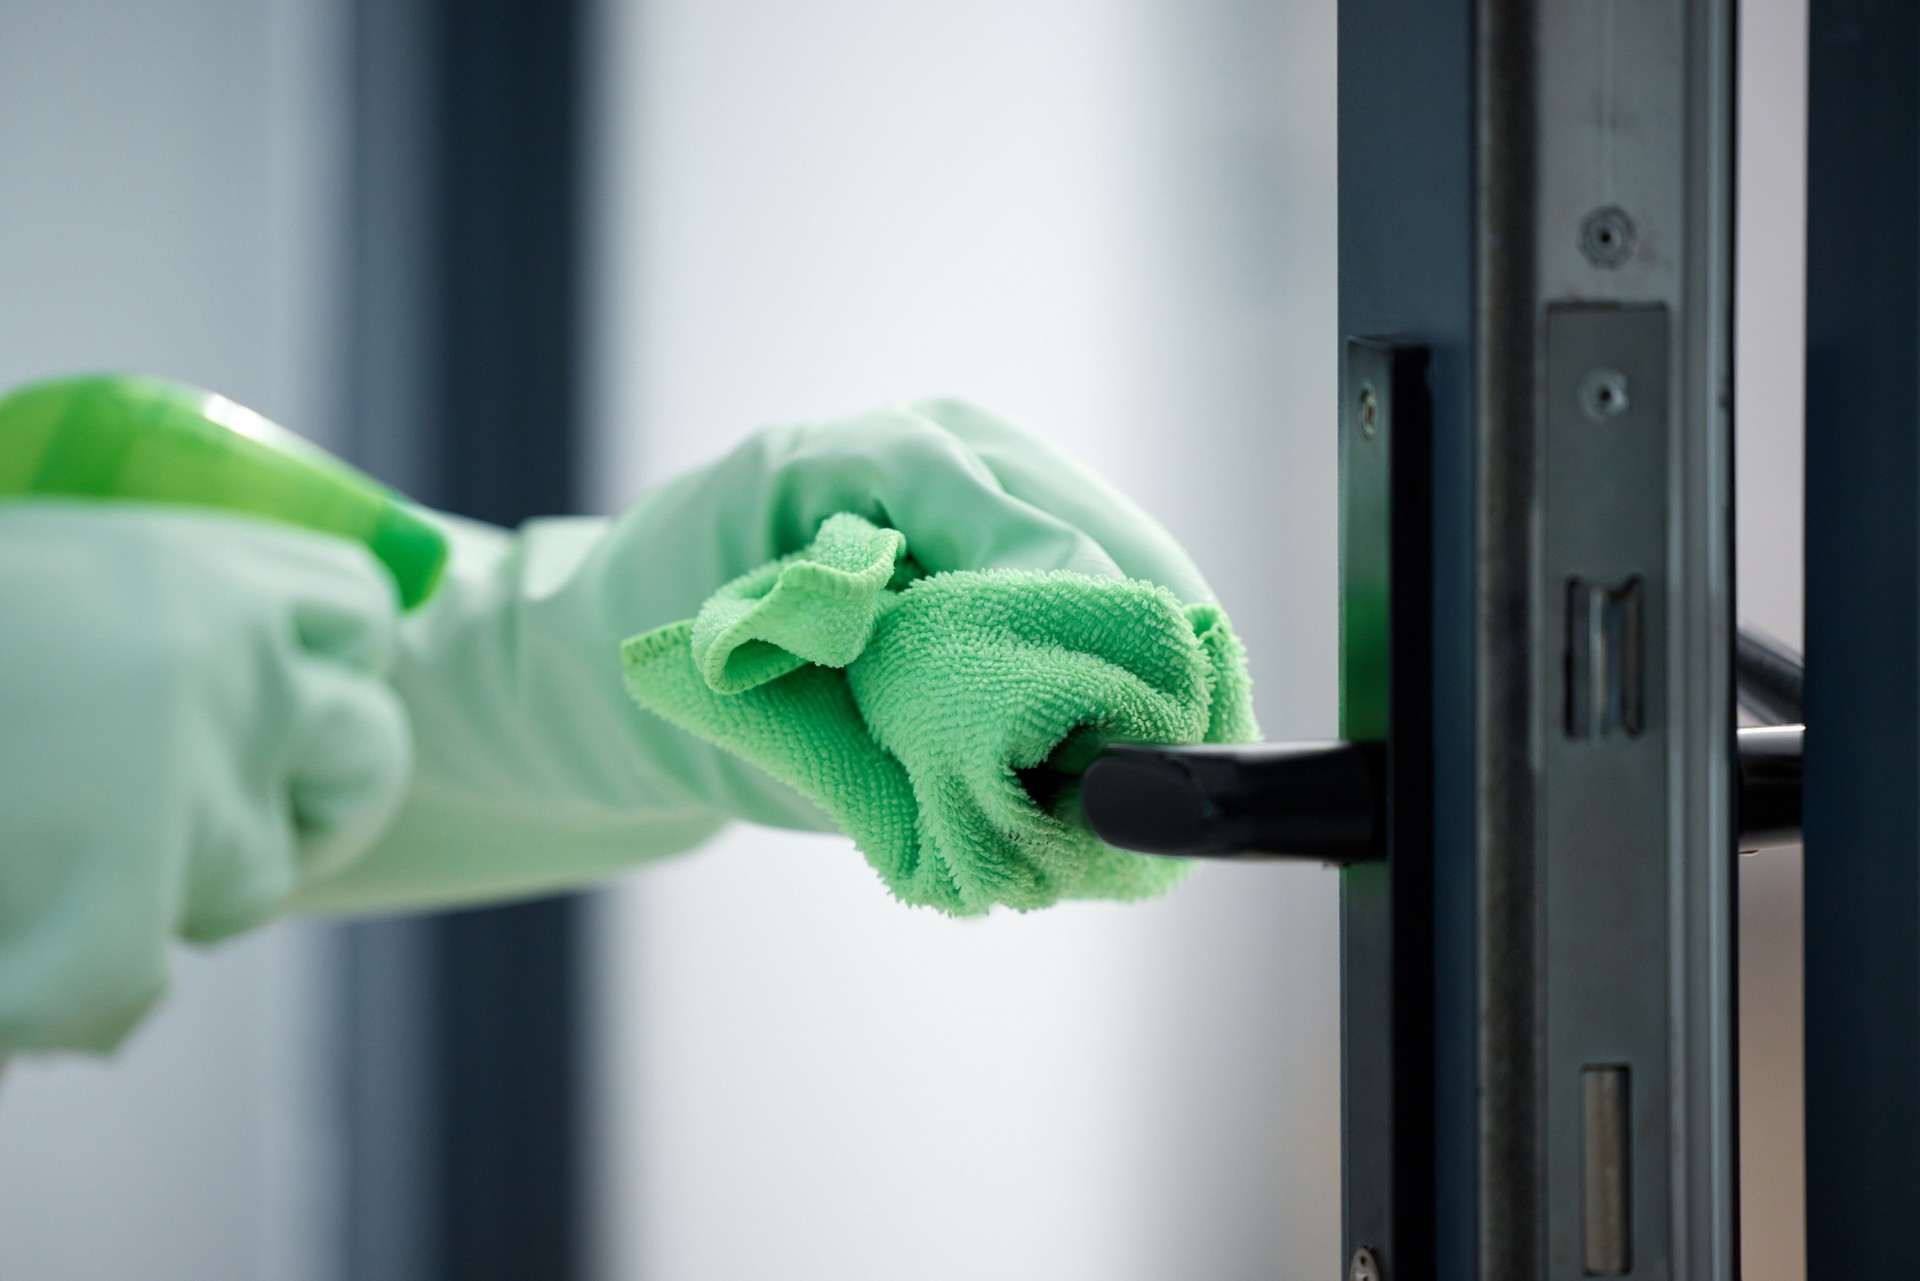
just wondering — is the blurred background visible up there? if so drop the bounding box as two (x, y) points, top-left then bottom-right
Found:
(0, 0), (1803, 1278)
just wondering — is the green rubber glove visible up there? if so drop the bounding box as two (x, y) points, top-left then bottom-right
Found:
(0, 502), (411, 1053)
(296, 398), (1219, 912)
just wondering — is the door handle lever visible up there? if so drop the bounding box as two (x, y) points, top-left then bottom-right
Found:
(1082, 740), (1384, 862)
(1083, 725), (1801, 861)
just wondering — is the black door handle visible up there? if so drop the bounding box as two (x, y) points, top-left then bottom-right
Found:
(1084, 625), (1806, 861)
(1081, 740), (1384, 862)
(1084, 724), (1801, 861)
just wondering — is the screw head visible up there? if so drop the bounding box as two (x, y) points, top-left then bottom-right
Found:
(1578, 368), (1631, 423)
(1356, 385), (1380, 440)
(1348, 1245), (1383, 1281)
(1580, 205), (1638, 267)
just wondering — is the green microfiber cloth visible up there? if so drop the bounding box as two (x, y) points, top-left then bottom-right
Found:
(620, 513), (1259, 916)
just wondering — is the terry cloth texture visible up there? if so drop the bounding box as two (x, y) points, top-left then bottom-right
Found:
(620, 513), (1258, 916)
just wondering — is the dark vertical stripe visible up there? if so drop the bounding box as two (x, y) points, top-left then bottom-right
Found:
(430, 899), (584, 1280)
(341, 0), (589, 1277)
(424, 0), (588, 1273)
(430, 0), (582, 528)
(1803, 0), (1920, 1273)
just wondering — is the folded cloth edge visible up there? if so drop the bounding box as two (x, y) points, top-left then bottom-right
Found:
(618, 513), (1259, 915)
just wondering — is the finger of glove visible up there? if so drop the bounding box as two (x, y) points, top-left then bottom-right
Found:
(901, 397), (1217, 604)
(173, 669), (412, 946)
(762, 409), (1130, 581)
(217, 519), (403, 675)
(284, 659), (414, 885)
(178, 598), (411, 942)
(265, 527), (412, 878)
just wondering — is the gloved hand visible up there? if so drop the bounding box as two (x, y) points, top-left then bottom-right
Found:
(296, 398), (1218, 912)
(0, 502), (411, 1053)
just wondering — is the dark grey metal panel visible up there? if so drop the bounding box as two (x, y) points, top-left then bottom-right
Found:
(1803, 1), (1920, 1272)
(1337, 4), (1479, 1278)
(1481, 2), (1738, 1276)
(1474, 3), (1544, 1272)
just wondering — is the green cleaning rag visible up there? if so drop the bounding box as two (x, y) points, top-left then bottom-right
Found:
(620, 513), (1259, 916)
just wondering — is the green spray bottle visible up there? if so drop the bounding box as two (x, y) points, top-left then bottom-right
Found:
(0, 374), (447, 609)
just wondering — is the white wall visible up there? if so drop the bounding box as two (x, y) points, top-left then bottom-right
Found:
(0, 1), (347, 1277)
(587, 1), (1342, 1277)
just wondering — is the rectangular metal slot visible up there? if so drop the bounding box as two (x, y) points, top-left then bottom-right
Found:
(1566, 577), (1645, 739)
(1583, 1066), (1633, 1274)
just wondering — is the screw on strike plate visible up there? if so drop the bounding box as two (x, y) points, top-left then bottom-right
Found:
(1348, 1246), (1383, 1281)
(1356, 385), (1380, 439)
(1580, 205), (1638, 267)
(1578, 368), (1631, 424)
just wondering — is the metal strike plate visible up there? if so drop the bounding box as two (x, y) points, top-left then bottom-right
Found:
(1542, 305), (1671, 1278)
